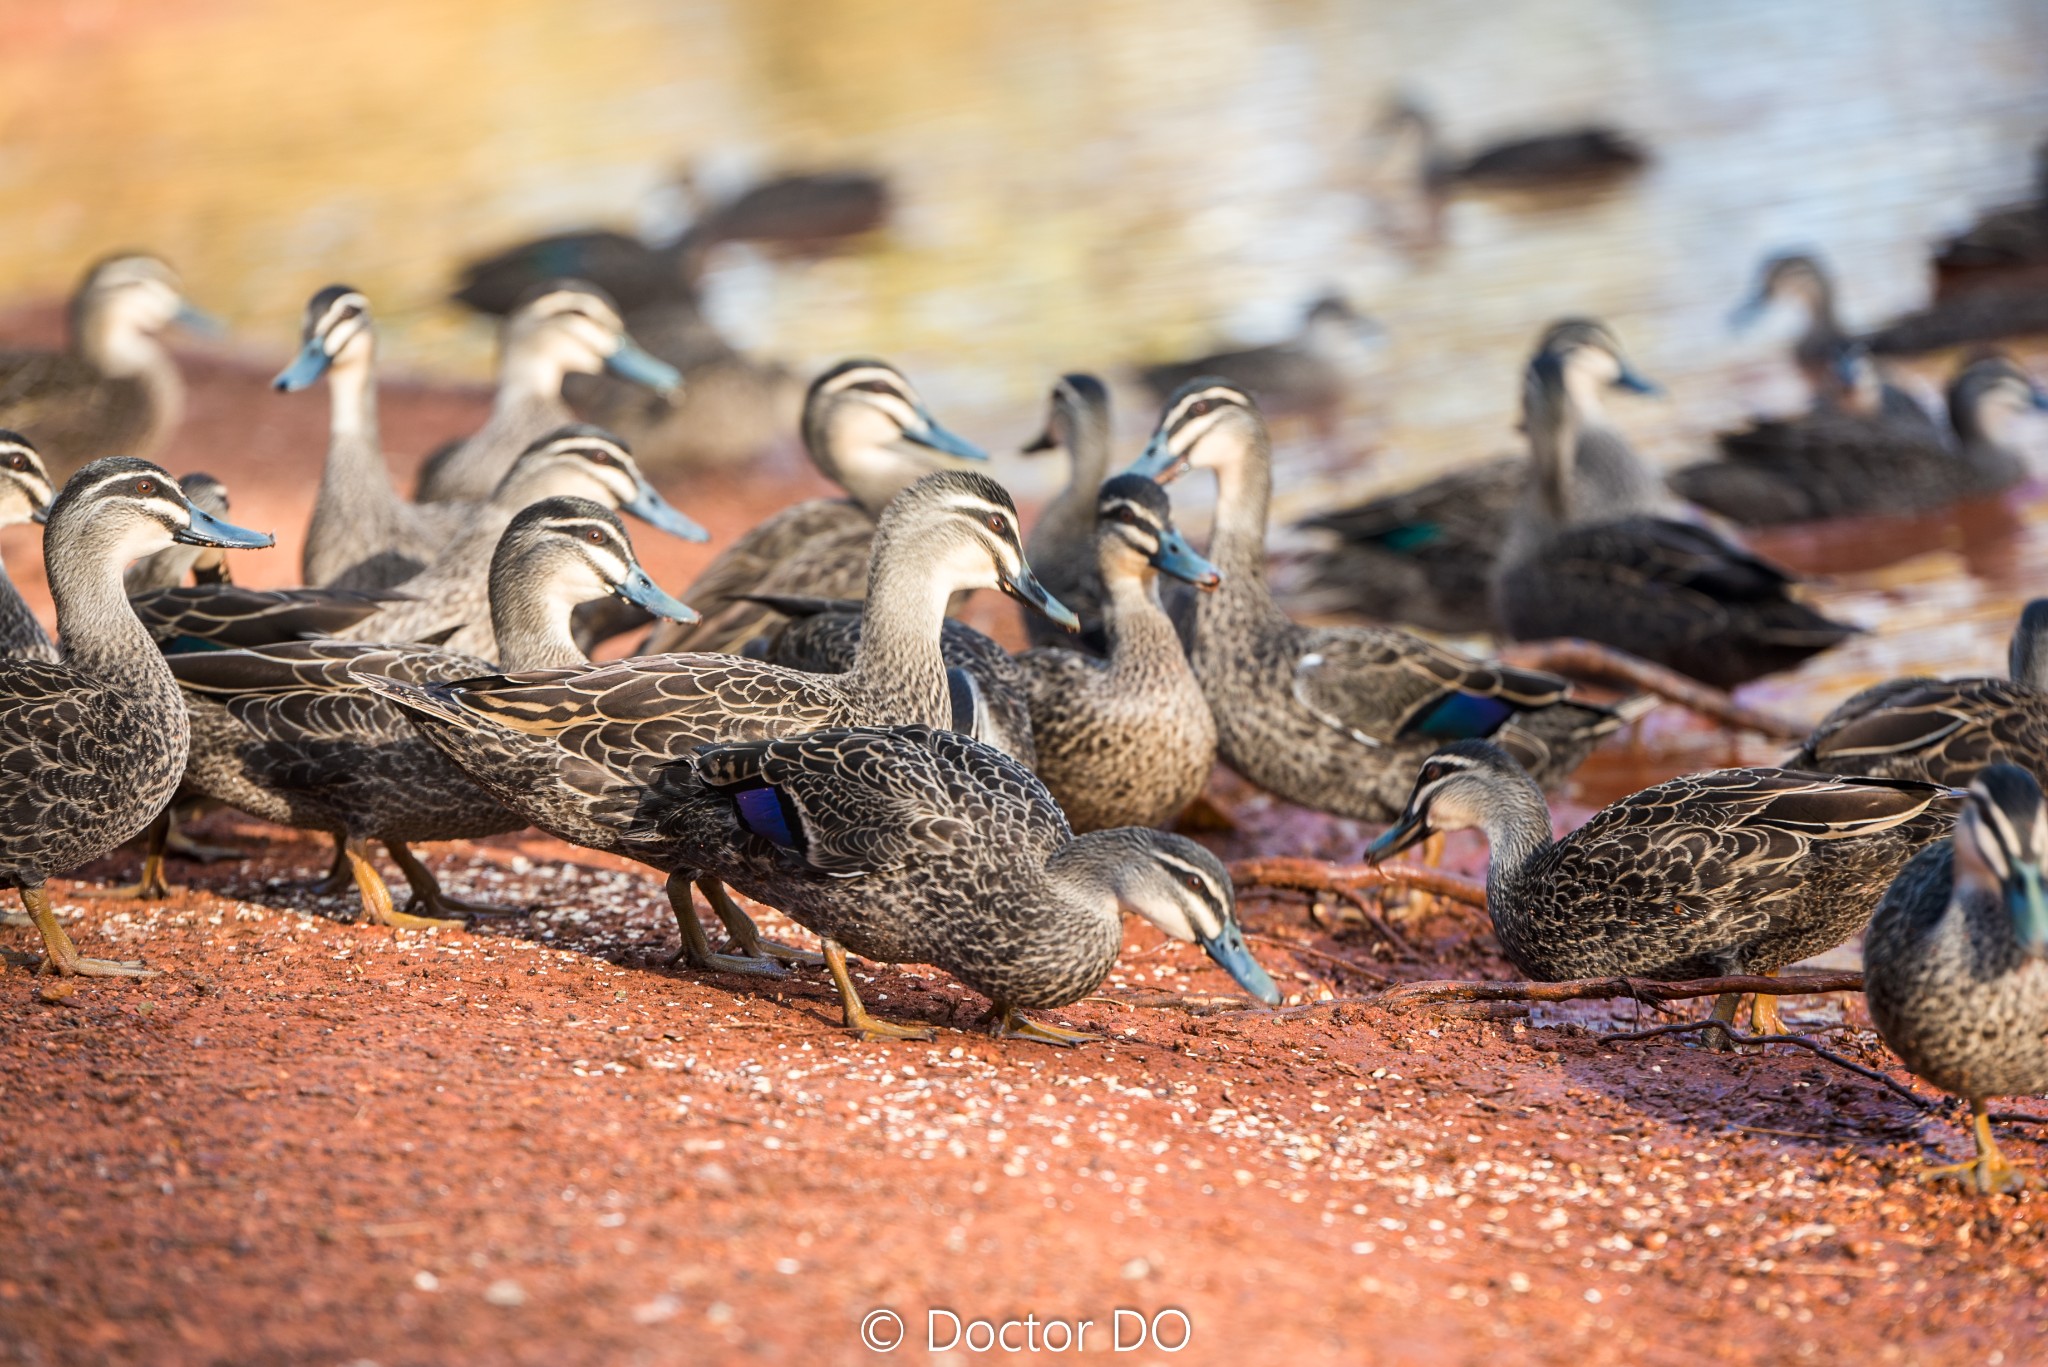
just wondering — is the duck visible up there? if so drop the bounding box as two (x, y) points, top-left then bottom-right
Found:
(413, 281), (682, 504)
(1367, 739), (1956, 1035)
(0, 256), (215, 476)
(640, 359), (988, 655)
(366, 471), (1077, 977)
(1135, 295), (1381, 429)
(637, 724), (1278, 1044)
(277, 286), (478, 591)
(1378, 100), (1648, 194)
(1491, 320), (1857, 689)
(0, 458), (273, 976)
(1864, 763), (2048, 1195)
(1671, 354), (2044, 526)
(337, 425), (704, 659)
(1793, 599), (2048, 787)
(123, 473), (234, 594)
(1020, 374), (1116, 650)
(1125, 378), (1642, 822)
(159, 497), (698, 925)
(0, 432), (58, 661)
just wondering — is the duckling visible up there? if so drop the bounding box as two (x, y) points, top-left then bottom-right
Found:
(1136, 295), (1381, 429)
(641, 359), (987, 655)
(414, 282), (681, 504)
(1673, 354), (2043, 527)
(367, 472), (1077, 977)
(0, 256), (215, 475)
(1794, 599), (2048, 787)
(164, 497), (697, 926)
(124, 473), (233, 595)
(1126, 379), (1640, 822)
(1368, 740), (1955, 1035)
(0, 432), (57, 661)
(1020, 374), (1115, 650)
(339, 426), (704, 658)
(639, 724), (1278, 1044)
(0, 459), (272, 976)
(1865, 764), (2048, 1194)
(1492, 320), (1856, 689)
(277, 287), (477, 590)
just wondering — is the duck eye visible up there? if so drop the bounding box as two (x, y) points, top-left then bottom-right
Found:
(586, 528), (605, 543)
(135, 479), (156, 496)
(6, 455), (22, 471)
(1188, 398), (1216, 418)
(984, 513), (1007, 536)
(1185, 874), (1203, 892)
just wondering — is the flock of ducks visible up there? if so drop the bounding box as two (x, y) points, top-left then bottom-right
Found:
(1, 245), (2047, 1197)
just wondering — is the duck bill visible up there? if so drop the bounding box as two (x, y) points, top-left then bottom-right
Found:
(1199, 919), (1282, 1006)
(1019, 426), (1058, 455)
(174, 303), (226, 338)
(1364, 808), (1431, 864)
(2030, 385), (2048, 414)
(1150, 526), (1221, 589)
(904, 412), (988, 462)
(612, 566), (699, 625)
(604, 339), (684, 396)
(623, 480), (710, 542)
(1125, 430), (1188, 484)
(2008, 860), (2048, 956)
(173, 503), (275, 550)
(1726, 296), (1766, 334)
(30, 505), (48, 526)
(272, 337), (334, 392)
(1613, 365), (1661, 396)
(1000, 563), (1080, 632)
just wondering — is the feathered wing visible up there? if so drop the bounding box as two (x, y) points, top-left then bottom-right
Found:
(131, 586), (402, 651)
(1795, 677), (2048, 782)
(645, 499), (874, 653)
(0, 659), (167, 872)
(0, 353), (156, 471)
(1290, 627), (1572, 748)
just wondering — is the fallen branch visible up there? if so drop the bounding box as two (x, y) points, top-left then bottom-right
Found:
(1232, 970), (1863, 1019)
(1231, 857), (1488, 909)
(1503, 637), (1809, 741)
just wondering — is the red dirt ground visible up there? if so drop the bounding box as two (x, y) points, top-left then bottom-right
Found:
(1, 321), (2044, 1366)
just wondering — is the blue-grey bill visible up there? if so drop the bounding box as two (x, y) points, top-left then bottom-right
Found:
(175, 303), (227, 338)
(1125, 431), (1184, 483)
(905, 413), (989, 462)
(1003, 565), (1081, 631)
(272, 337), (334, 392)
(604, 339), (684, 395)
(174, 503), (274, 550)
(614, 566), (699, 624)
(1201, 920), (1281, 1005)
(624, 482), (710, 542)
(1150, 526), (1220, 588)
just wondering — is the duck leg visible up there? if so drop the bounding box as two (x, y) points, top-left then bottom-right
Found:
(1748, 973), (1785, 1037)
(73, 809), (175, 901)
(385, 841), (523, 919)
(306, 834), (353, 896)
(19, 884), (155, 978)
(699, 878), (823, 965)
(661, 872), (785, 977)
(161, 800), (242, 863)
(1920, 1099), (2029, 1195)
(345, 843), (465, 931)
(822, 938), (932, 1042)
(984, 1005), (1098, 1048)
(1704, 991), (1744, 1051)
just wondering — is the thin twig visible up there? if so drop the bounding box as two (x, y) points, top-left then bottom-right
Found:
(1502, 637), (1809, 740)
(1595, 1019), (1936, 1111)
(1231, 857), (1488, 909)
(1245, 930), (1392, 984)
(1218, 971), (1862, 1019)
(1336, 888), (1423, 960)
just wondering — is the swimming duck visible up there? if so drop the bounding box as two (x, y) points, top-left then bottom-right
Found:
(123, 473), (234, 594)
(369, 472), (1076, 976)
(1793, 599), (2048, 787)
(0, 458), (272, 976)
(1491, 320), (1856, 689)
(339, 426), (704, 658)
(277, 287), (479, 590)
(1136, 295), (1381, 429)
(1378, 100), (1648, 194)
(414, 282), (682, 504)
(0, 256), (215, 475)
(0, 432), (57, 661)
(1368, 740), (1955, 1035)
(1020, 374), (1116, 650)
(162, 497), (697, 925)
(1672, 354), (2044, 526)
(638, 724), (1278, 1043)
(640, 359), (987, 655)
(1865, 764), (2048, 1194)
(1125, 378), (1641, 822)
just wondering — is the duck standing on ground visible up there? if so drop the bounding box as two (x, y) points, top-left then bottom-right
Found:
(1368, 740), (1955, 1036)
(0, 256), (215, 476)
(1126, 379), (1640, 822)
(1020, 374), (1116, 650)
(640, 725), (1279, 1044)
(0, 459), (273, 976)
(414, 281), (681, 504)
(1865, 764), (2048, 1195)
(0, 433), (57, 661)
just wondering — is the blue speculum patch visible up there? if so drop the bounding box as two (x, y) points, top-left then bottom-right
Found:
(1407, 690), (1515, 739)
(733, 785), (799, 849)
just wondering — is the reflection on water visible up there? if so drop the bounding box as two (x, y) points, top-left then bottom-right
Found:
(6, 0), (2048, 730)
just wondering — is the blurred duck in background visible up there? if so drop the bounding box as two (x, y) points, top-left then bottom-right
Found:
(1020, 374), (1117, 651)
(1135, 294), (1382, 435)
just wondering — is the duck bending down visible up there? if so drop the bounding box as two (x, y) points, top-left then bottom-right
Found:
(414, 281), (681, 504)
(0, 256), (216, 475)
(162, 498), (697, 926)
(638, 725), (1279, 1044)
(1491, 320), (1855, 689)
(0, 459), (273, 975)
(1125, 378), (1641, 823)
(641, 358), (987, 654)
(1865, 764), (2048, 1194)
(1368, 740), (1956, 1035)
(366, 471), (1077, 977)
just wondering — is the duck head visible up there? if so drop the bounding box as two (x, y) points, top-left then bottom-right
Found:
(493, 425), (707, 543)
(0, 432), (55, 529)
(1948, 353), (2048, 448)
(501, 280), (681, 399)
(492, 495), (697, 627)
(274, 285), (374, 391)
(1125, 378), (1264, 485)
(1092, 472), (1219, 589)
(1729, 252), (1834, 335)
(1113, 832), (1280, 1006)
(1021, 372), (1111, 458)
(46, 457), (273, 567)
(1366, 740), (1526, 861)
(71, 254), (219, 374)
(804, 359), (988, 513)
(1955, 764), (2048, 957)
(874, 470), (1078, 630)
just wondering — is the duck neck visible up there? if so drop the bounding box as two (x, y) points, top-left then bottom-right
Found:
(47, 522), (176, 697)
(1523, 376), (1581, 533)
(1041, 829), (1148, 955)
(76, 311), (183, 443)
(1038, 413), (1113, 552)
(308, 349), (406, 571)
(846, 535), (958, 729)
(1469, 771), (1557, 929)
(1101, 558), (1182, 681)
(1201, 431), (1285, 632)
(488, 572), (593, 673)
(0, 543), (54, 660)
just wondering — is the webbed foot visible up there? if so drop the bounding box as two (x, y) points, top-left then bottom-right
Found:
(348, 845), (463, 931)
(985, 1006), (1098, 1048)
(824, 938), (932, 1042)
(386, 841), (525, 919)
(1921, 1104), (2032, 1195)
(700, 878), (823, 965)
(663, 874), (786, 977)
(20, 886), (157, 979)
